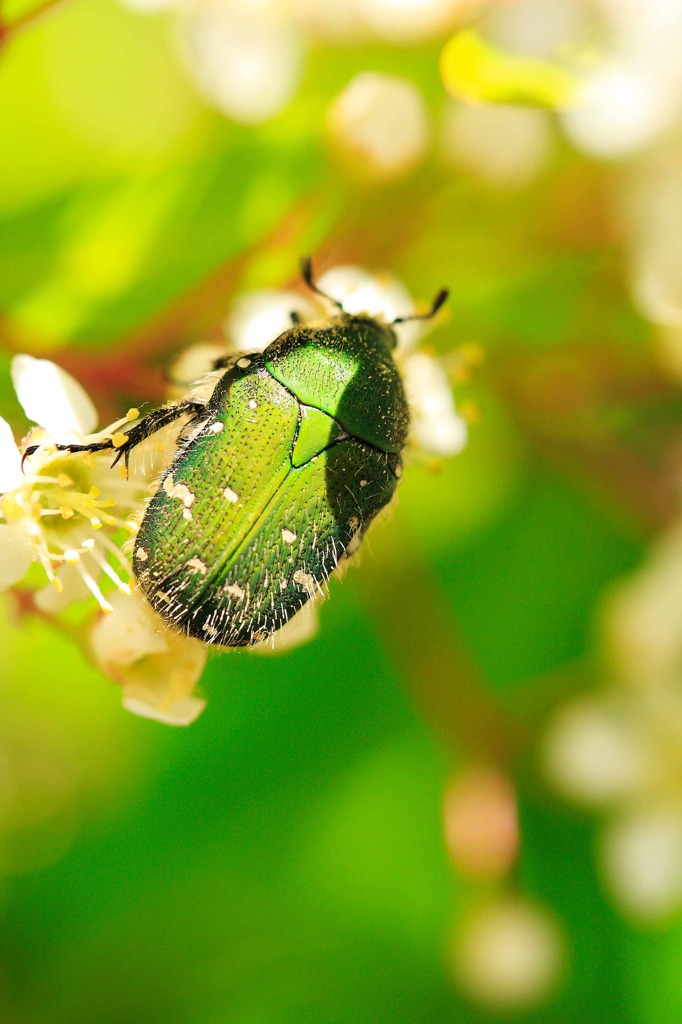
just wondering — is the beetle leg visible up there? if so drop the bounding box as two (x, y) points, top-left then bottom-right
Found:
(109, 399), (207, 471)
(21, 398), (205, 474)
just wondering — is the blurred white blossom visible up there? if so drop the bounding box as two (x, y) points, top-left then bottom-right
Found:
(622, 154), (682, 333)
(358, 0), (472, 45)
(403, 352), (467, 456)
(225, 289), (316, 352)
(440, 101), (552, 188)
(452, 897), (566, 1011)
(327, 72), (430, 181)
(178, 0), (305, 124)
(90, 590), (208, 726)
(485, 0), (583, 59)
(120, 0), (471, 130)
(601, 805), (682, 923)
(545, 520), (682, 921)
(543, 696), (651, 809)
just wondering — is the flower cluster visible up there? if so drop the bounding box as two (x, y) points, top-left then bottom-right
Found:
(0, 353), (210, 725)
(1, 266), (468, 725)
(543, 521), (682, 922)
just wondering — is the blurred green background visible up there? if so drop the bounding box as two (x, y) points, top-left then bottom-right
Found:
(3, 1), (682, 1021)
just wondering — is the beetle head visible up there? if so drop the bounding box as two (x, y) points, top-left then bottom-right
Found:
(300, 257), (448, 352)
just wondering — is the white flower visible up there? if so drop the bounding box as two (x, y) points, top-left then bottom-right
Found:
(601, 805), (682, 923)
(452, 897), (566, 1011)
(0, 354), (210, 726)
(326, 72), (430, 181)
(178, 0), (305, 124)
(90, 591), (208, 726)
(543, 519), (682, 920)
(0, 354), (143, 608)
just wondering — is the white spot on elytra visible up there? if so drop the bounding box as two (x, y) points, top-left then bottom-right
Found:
(183, 508), (193, 521)
(248, 399), (258, 410)
(225, 582), (245, 599)
(209, 421), (224, 434)
(136, 547), (148, 562)
(163, 475), (195, 507)
(293, 569), (315, 594)
(282, 528), (296, 544)
(237, 357), (251, 369)
(223, 485), (239, 503)
(186, 556), (208, 575)
(360, 479), (368, 487)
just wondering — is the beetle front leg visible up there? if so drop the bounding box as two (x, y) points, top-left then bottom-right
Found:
(22, 398), (206, 473)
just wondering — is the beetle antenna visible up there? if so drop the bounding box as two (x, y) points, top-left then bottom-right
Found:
(393, 288), (449, 325)
(300, 256), (345, 312)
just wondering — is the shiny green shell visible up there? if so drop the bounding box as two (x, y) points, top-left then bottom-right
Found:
(132, 314), (409, 646)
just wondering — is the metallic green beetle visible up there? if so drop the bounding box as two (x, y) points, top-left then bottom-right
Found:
(36, 261), (447, 647)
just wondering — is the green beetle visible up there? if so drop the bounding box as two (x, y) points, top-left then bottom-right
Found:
(33, 260), (447, 647)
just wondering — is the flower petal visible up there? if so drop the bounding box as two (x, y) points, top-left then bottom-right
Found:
(122, 686), (206, 727)
(90, 591), (208, 726)
(180, 3), (304, 124)
(403, 352), (468, 456)
(252, 598), (320, 655)
(327, 72), (430, 181)
(0, 417), (24, 492)
(225, 290), (317, 352)
(0, 524), (34, 590)
(90, 589), (170, 666)
(316, 264), (422, 351)
(34, 567), (91, 613)
(11, 354), (98, 438)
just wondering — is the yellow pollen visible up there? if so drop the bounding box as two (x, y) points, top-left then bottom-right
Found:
(112, 433), (129, 449)
(459, 400), (481, 424)
(1, 493), (19, 519)
(458, 341), (485, 367)
(60, 506), (75, 519)
(57, 474), (74, 488)
(52, 577), (63, 593)
(89, 486), (100, 498)
(126, 408), (140, 421)
(91, 518), (102, 530)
